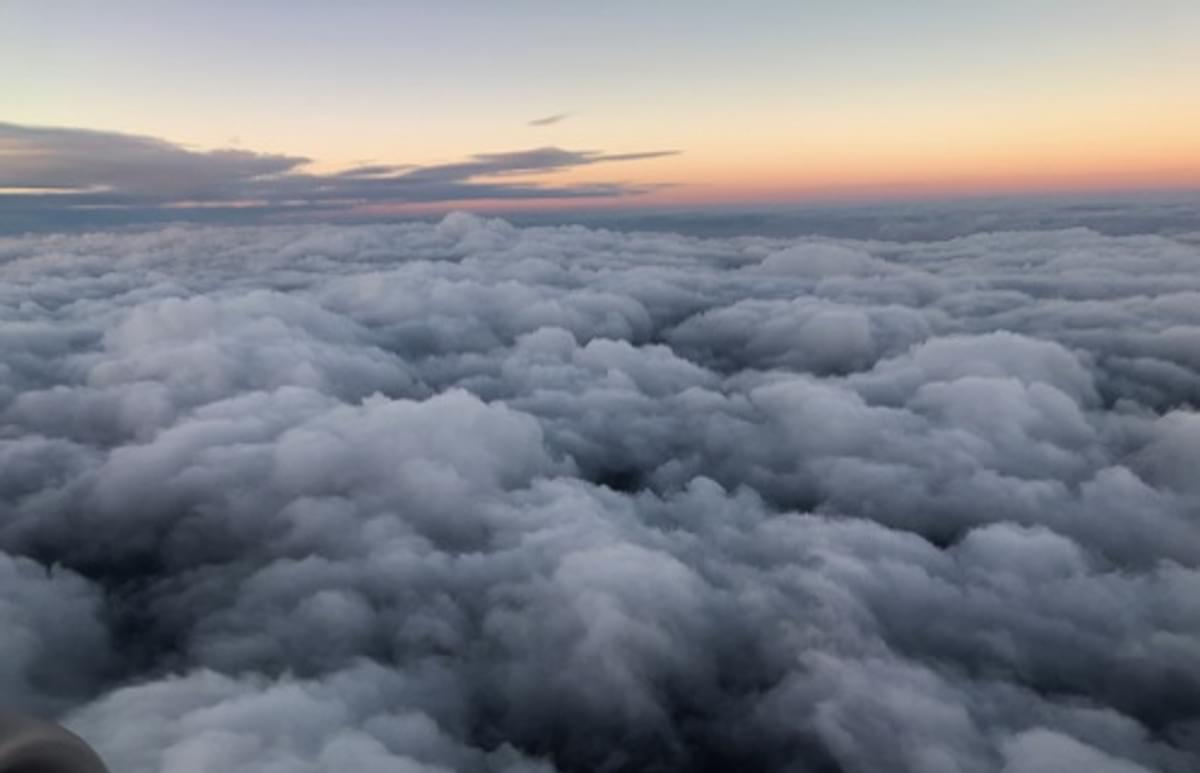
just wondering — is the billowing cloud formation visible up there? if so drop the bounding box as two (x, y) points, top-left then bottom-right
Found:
(2, 214), (1199, 772)
(0, 123), (676, 228)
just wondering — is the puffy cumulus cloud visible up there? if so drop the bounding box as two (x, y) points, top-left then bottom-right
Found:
(1, 213), (1199, 772)
(0, 554), (111, 715)
(757, 242), (898, 278)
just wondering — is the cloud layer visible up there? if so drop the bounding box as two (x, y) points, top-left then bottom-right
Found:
(0, 123), (676, 229)
(2, 214), (1199, 772)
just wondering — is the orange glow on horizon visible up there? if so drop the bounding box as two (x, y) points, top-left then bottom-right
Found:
(343, 167), (1200, 219)
(345, 142), (1200, 215)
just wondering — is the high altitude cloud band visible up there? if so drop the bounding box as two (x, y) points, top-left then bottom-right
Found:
(0, 122), (677, 220)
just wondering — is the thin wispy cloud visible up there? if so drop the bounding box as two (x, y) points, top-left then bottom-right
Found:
(0, 122), (676, 227)
(528, 112), (570, 127)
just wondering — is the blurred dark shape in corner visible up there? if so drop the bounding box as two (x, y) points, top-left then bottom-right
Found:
(0, 714), (108, 773)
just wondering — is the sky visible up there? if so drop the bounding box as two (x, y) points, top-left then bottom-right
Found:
(4, 5), (1200, 770)
(2, 0), (1200, 222)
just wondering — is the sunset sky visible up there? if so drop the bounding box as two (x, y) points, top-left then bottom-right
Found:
(7, 5), (1200, 771)
(3, 0), (1200, 220)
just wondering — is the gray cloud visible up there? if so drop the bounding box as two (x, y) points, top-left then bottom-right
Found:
(528, 113), (570, 127)
(0, 123), (677, 228)
(0, 122), (305, 196)
(1, 212), (1199, 772)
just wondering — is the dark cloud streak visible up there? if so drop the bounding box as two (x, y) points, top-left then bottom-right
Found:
(0, 123), (677, 228)
(528, 112), (570, 127)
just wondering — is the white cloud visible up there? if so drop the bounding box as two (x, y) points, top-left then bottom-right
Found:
(1, 213), (1198, 772)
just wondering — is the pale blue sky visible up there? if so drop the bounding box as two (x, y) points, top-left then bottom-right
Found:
(3, 0), (1199, 212)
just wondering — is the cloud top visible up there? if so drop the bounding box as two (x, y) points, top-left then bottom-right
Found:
(1, 213), (1199, 772)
